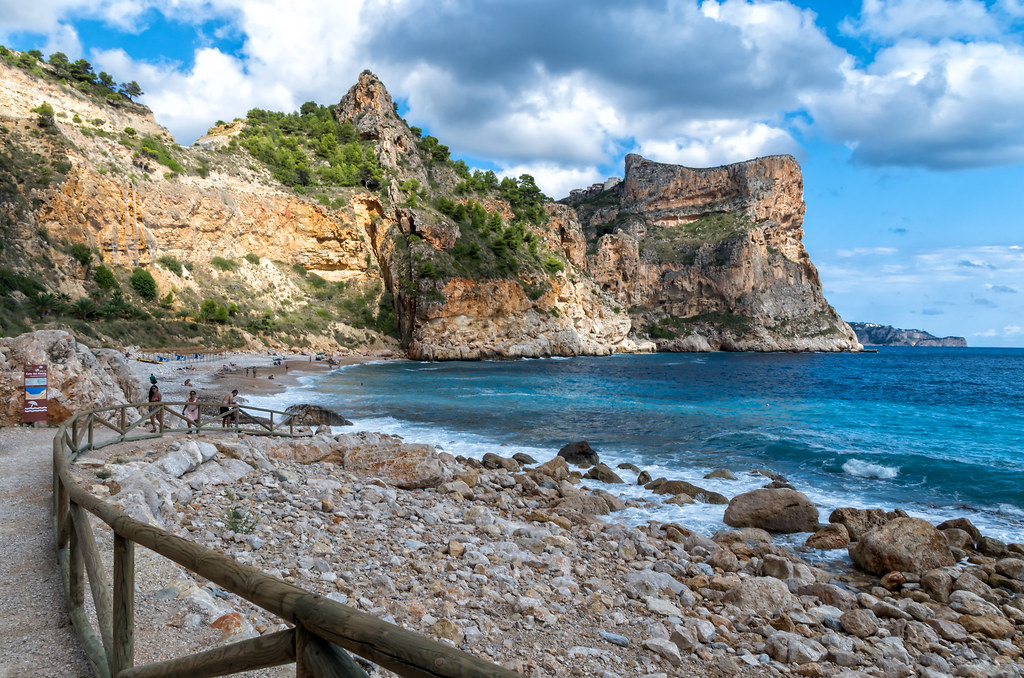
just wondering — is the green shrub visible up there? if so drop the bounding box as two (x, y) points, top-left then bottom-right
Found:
(123, 127), (136, 137)
(156, 255), (183, 276)
(543, 256), (564, 274)
(93, 265), (118, 290)
(129, 268), (157, 299)
(210, 256), (238, 272)
(68, 243), (93, 267)
(244, 253), (260, 265)
(291, 263), (307, 276)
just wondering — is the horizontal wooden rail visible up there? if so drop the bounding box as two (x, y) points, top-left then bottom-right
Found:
(53, 402), (523, 678)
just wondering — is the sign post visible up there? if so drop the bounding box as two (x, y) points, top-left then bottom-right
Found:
(23, 364), (48, 424)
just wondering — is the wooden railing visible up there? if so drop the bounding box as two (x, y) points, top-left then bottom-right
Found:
(53, 401), (523, 678)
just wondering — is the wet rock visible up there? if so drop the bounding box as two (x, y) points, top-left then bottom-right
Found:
(704, 468), (736, 480)
(512, 452), (538, 465)
(724, 488), (819, 533)
(584, 463), (624, 484)
(557, 441), (600, 467)
(636, 470), (651, 485)
(848, 518), (955, 575)
(649, 480), (727, 504)
(481, 453), (520, 471)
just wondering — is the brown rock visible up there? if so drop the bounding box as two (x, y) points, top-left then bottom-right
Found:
(936, 517), (982, 545)
(531, 456), (570, 482)
(557, 441), (599, 467)
(804, 523), (850, 550)
(848, 517), (955, 575)
(995, 557), (1024, 581)
(651, 480), (728, 504)
(921, 568), (953, 603)
(828, 507), (887, 541)
(839, 609), (879, 638)
(795, 583), (858, 610)
(721, 577), (799, 617)
(447, 540), (465, 558)
(925, 618), (970, 642)
(481, 452), (519, 471)
(880, 571), (907, 591)
(940, 527), (973, 550)
(723, 488), (819, 534)
(958, 614), (1015, 639)
(341, 437), (446, 489)
(583, 463), (624, 484)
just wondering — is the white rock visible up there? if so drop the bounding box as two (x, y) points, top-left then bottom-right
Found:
(645, 597), (682, 617)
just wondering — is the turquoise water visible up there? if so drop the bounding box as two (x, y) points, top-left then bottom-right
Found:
(254, 348), (1024, 544)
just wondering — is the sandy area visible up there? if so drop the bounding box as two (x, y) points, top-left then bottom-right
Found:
(125, 350), (397, 407)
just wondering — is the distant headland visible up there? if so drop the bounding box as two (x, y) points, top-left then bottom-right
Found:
(849, 322), (967, 347)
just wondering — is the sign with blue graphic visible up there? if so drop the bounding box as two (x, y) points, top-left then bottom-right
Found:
(23, 364), (47, 423)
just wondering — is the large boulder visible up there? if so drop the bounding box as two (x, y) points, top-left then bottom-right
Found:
(830, 507), (888, 541)
(334, 432), (448, 489)
(722, 577), (800, 617)
(0, 330), (135, 426)
(584, 463), (624, 484)
(648, 479), (728, 504)
(284, 404), (352, 427)
(557, 441), (600, 467)
(848, 517), (955, 575)
(723, 489), (819, 533)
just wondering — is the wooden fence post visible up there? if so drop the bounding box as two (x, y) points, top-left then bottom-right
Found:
(112, 533), (135, 674)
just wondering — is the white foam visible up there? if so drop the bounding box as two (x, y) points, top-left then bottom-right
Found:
(842, 459), (899, 480)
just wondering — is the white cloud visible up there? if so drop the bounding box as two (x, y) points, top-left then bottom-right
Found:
(495, 162), (601, 202)
(835, 247), (898, 257)
(636, 120), (798, 168)
(807, 39), (1024, 169)
(842, 0), (1000, 42)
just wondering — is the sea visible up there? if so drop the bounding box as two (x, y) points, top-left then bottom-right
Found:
(250, 348), (1024, 557)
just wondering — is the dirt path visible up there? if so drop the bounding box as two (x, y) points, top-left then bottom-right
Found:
(0, 426), (91, 678)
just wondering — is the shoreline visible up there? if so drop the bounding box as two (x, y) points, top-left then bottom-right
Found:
(126, 349), (400, 407)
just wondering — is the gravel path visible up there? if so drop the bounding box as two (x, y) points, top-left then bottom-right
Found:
(0, 426), (91, 677)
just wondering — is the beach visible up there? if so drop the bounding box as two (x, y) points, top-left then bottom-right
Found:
(125, 349), (398, 408)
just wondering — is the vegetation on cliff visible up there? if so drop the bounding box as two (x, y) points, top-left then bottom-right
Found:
(239, 104), (383, 191)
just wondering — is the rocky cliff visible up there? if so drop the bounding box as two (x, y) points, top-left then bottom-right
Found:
(0, 55), (858, 357)
(570, 155), (859, 351)
(849, 323), (967, 347)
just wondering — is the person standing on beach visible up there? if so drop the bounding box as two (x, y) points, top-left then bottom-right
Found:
(220, 389), (238, 428)
(183, 390), (200, 433)
(147, 384), (162, 432)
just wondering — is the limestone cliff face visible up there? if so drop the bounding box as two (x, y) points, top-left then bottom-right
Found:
(35, 163), (379, 282)
(574, 154), (860, 352)
(1, 59), (857, 357)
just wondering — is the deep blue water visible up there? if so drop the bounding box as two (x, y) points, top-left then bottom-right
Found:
(256, 348), (1024, 544)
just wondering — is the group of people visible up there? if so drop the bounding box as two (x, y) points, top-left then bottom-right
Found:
(146, 374), (239, 433)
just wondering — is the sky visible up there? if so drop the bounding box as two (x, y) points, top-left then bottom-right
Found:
(1, 0), (1022, 346)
